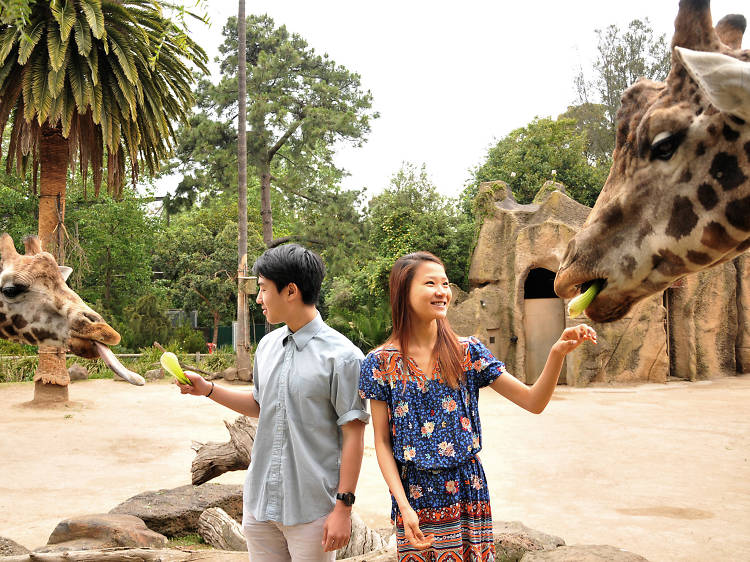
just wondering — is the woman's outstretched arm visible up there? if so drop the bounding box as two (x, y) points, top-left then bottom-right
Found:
(490, 324), (596, 414)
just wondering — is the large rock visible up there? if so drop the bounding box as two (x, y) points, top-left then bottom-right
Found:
(110, 483), (242, 537)
(67, 364), (88, 381)
(34, 514), (167, 553)
(520, 544), (649, 561)
(0, 536), (29, 556)
(667, 256), (748, 379)
(493, 521), (564, 560)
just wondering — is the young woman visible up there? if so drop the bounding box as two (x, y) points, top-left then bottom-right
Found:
(359, 252), (596, 561)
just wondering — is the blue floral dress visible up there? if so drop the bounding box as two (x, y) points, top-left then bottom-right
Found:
(359, 337), (507, 562)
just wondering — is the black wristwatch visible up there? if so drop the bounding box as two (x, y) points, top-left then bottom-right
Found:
(336, 492), (355, 506)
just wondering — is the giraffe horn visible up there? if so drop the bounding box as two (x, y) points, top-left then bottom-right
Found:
(716, 14), (746, 50)
(0, 233), (18, 258)
(671, 0), (722, 52)
(22, 235), (42, 256)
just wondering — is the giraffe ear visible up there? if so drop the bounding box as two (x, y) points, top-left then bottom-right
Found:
(59, 266), (73, 282)
(674, 47), (750, 122)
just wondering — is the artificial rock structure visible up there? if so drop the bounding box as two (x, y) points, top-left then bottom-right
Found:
(448, 181), (750, 385)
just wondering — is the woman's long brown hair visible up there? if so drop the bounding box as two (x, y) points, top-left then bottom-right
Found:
(384, 252), (465, 388)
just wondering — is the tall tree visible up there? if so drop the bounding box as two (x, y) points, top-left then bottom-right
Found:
(235, 0), (250, 377)
(467, 116), (609, 208)
(0, 0), (206, 402)
(574, 18), (671, 153)
(214, 14), (377, 246)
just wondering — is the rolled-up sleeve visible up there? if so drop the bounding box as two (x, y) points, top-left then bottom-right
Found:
(332, 353), (370, 426)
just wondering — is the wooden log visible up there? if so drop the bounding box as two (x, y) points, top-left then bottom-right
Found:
(1, 548), (190, 561)
(335, 512), (387, 559)
(191, 416), (257, 485)
(197, 508), (246, 551)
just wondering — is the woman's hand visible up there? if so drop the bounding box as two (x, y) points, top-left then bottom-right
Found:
(551, 323), (597, 356)
(175, 370), (212, 397)
(401, 506), (434, 550)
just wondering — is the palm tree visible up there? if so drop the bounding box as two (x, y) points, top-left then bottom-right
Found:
(0, 0), (207, 402)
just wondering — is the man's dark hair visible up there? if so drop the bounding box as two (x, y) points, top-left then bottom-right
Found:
(252, 244), (326, 305)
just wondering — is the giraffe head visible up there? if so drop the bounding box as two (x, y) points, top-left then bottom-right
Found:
(0, 233), (144, 385)
(555, 0), (750, 322)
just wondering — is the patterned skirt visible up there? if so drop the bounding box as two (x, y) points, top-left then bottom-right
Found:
(393, 455), (495, 562)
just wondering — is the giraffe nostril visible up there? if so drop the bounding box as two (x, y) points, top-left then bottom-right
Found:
(83, 312), (103, 323)
(560, 239), (577, 269)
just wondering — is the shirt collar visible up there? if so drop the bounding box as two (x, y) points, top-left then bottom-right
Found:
(283, 312), (323, 351)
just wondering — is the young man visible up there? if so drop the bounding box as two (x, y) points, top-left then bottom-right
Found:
(178, 244), (369, 561)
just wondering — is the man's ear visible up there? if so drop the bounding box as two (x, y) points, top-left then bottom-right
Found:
(286, 282), (300, 301)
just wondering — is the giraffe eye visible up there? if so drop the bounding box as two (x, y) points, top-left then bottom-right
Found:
(1, 284), (27, 298)
(650, 131), (685, 161)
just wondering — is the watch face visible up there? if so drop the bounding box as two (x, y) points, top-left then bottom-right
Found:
(337, 492), (355, 506)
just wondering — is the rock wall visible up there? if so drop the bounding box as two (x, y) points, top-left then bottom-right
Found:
(449, 180), (746, 385)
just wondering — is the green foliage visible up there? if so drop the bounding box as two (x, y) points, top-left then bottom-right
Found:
(0, 0), (208, 197)
(467, 117), (609, 207)
(170, 323), (206, 353)
(327, 302), (391, 353)
(364, 163), (474, 302)
(574, 18), (670, 154)
(0, 180), (36, 239)
(152, 197), (264, 338)
(64, 188), (158, 318)
(120, 293), (171, 351)
(169, 13), (377, 243)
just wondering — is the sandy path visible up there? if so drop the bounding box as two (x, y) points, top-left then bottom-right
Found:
(1, 375), (748, 561)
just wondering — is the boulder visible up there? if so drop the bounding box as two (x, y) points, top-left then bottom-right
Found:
(144, 368), (164, 381)
(110, 483), (243, 537)
(67, 364), (88, 381)
(222, 367), (238, 382)
(0, 536), (30, 556)
(34, 514), (167, 553)
(493, 521), (565, 560)
(520, 545), (650, 561)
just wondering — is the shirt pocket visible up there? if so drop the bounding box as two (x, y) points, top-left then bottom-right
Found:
(288, 369), (332, 425)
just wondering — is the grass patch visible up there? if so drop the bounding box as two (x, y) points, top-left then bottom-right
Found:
(0, 347), (241, 383)
(167, 533), (210, 549)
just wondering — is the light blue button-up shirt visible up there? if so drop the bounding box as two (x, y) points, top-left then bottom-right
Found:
(243, 313), (369, 526)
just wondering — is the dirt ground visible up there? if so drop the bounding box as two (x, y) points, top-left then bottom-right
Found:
(1, 375), (748, 562)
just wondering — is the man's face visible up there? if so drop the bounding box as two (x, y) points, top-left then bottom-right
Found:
(256, 275), (289, 325)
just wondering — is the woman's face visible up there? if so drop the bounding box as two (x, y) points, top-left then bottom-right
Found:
(407, 261), (452, 323)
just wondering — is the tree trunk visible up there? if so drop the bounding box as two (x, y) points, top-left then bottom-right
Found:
(34, 123), (70, 404)
(259, 161), (273, 247)
(191, 416), (257, 485)
(197, 507), (247, 551)
(212, 310), (220, 348)
(235, 0), (252, 381)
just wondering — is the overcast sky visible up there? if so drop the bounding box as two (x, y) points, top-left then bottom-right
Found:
(173, 0), (748, 200)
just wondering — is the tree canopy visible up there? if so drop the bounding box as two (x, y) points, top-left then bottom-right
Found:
(468, 117), (609, 207)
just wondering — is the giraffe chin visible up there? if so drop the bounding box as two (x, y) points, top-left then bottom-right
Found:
(582, 294), (637, 324)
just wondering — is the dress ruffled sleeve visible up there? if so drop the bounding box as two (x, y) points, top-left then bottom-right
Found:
(468, 337), (507, 388)
(359, 351), (389, 402)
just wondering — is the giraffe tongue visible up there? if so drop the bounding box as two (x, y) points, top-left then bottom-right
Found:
(93, 341), (145, 386)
